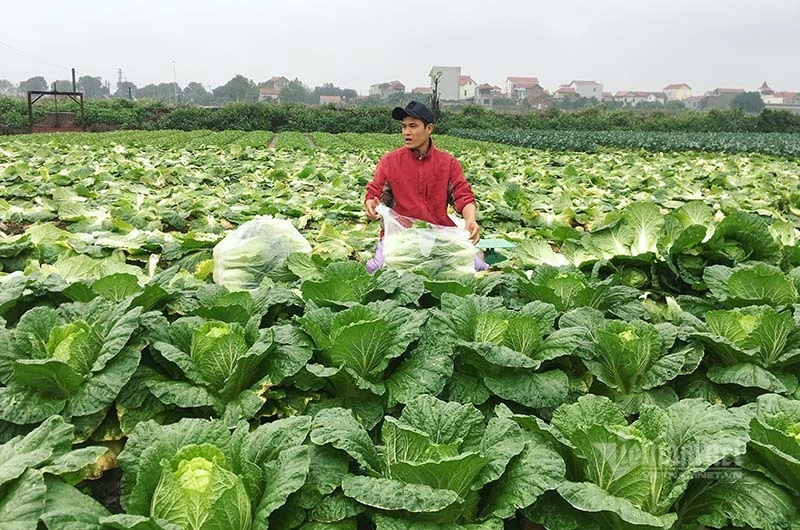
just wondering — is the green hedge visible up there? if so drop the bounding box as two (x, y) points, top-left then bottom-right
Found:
(3, 97), (800, 134)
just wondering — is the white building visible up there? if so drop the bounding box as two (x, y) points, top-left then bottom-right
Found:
(459, 76), (477, 101)
(429, 66), (461, 101)
(569, 80), (603, 99)
(663, 83), (692, 101)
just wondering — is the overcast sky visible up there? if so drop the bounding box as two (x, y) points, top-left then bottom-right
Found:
(2, 0), (798, 95)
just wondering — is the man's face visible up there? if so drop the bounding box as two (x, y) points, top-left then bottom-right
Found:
(401, 117), (433, 150)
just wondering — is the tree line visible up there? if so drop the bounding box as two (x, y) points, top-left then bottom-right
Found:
(0, 74), (365, 106)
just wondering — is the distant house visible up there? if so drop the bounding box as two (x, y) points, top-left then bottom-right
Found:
(613, 91), (666, 105)
(705, 88), (745, 107)
(663, 83), (692, 101)
(682, 95), (707, 110)
(553, 86), (577, 100)
(758, 82), (790, 104)
(602, 92), (613, 101)
(505, 76), (543, 101)
(429, 66), (461, 101)
(269, 76), (290, 89)
(476, 83), (502, 106)
(709, 88), (745, 97)
(319, 95), (342, 105)
(369, 80), (405, 99)
(569, 80), (603, 99)
(258, 87), (281, 102)
(460, 76), (478, 101)
(411, 87), (432, 95)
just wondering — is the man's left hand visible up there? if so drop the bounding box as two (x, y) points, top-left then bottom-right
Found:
(465, 218), (480, 244)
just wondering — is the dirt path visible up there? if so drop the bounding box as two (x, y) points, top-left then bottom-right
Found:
(269, 132), (280, 148)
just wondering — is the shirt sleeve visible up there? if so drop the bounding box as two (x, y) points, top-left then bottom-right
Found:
(447, 157), (475, 213)
(365, 157), (388, 203)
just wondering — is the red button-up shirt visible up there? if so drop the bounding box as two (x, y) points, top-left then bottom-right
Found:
(365, 140), (476, 227)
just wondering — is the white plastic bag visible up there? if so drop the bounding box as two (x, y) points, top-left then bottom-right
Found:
(213, 216), (311, 291)
(377, 204), (476, 279)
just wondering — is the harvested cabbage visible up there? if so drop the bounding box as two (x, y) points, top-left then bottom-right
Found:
(378, 204), (476, 279)
(213, 216), (311, 290)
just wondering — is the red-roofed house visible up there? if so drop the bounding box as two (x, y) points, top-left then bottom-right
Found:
(569, 80), (603, 99)
(369, 80), (405, 99)
(319, 95), (342, 105)
(663, 83), (692, 101)
(460, 76), (478, 100)
(505, 76), (543, 101)
(269, 76), (290, 89)
(476, 83), (502, 107)
(553, 86), (577, 100)
(258, 87), (281, 102)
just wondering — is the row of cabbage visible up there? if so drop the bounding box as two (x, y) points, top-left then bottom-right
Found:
(450, 128), (800, 158)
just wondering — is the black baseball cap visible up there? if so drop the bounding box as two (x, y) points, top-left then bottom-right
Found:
(392, 101), (435, 124)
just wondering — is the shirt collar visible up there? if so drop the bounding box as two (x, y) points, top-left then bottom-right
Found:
(411, 138), (435, 160)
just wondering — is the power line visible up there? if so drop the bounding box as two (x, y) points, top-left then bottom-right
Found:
(0, 39), (71, 72)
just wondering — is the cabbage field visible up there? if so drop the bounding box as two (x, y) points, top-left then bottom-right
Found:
(1, 129), (800, 530)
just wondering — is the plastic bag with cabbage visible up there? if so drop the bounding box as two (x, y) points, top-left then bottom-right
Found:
(377, 203), (479, 279)
(213, 216), (311, 290)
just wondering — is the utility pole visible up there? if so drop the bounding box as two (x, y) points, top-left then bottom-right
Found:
(172, 61), (178, 103)
(117, 68), (123, 90)
(72, 68), (77, 92)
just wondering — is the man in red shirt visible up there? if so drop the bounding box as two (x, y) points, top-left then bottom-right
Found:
(364, 101), (484, 273)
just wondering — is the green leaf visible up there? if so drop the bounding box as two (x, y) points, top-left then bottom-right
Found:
(242, 415), (311, 466)
(13, 359), (85, 399)
(0, 385), (66, 425)
(374, 514), (503, 530)
(65, 343), (142, 417)
(707, 363), (797, 393)
(309, 492), (364, 523)
(399, 395), (484, 452)
(386, 333), (454, 407)
(557, 481), (677, 529)
(144, 371), (218, 409)
(0, 469), (47, 530)
(310, 408), (380, 474)
(92, 273), (142, 302)
(483, 370), (569, 409)
(252, 445), (311, 527)
(341, 475), (460, 513)
(388, 452), (487, 498)
(41, 477), (110, 530)
(301, 261), (372, 306)
(481, 433), (565, 519)
(99, 514), (183, 530)
(678, 471), (798, 530)
(476, 418), (527, 487)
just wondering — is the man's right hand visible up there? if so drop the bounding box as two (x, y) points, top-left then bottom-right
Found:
(365, 198), (380, 220)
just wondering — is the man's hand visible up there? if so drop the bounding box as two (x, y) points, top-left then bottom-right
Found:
(465, 218), (480, 244)
(365, 198), (380, 220)
(462, 203), (480, 244)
